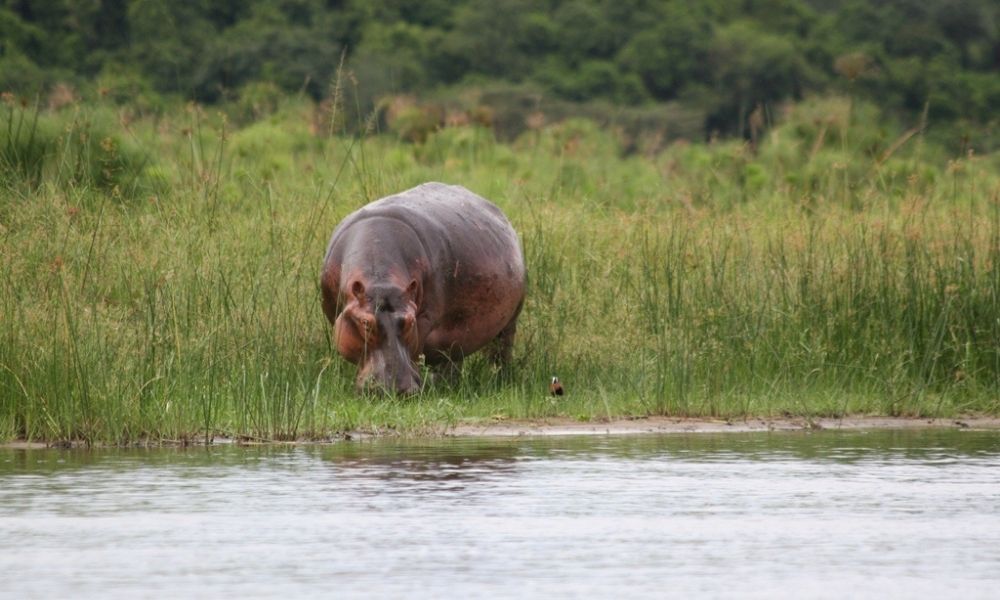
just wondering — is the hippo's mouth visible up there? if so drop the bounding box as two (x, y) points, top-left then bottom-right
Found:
(356, 341), (422, 396)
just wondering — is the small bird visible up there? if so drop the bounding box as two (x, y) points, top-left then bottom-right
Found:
(549, 376), (564, 396)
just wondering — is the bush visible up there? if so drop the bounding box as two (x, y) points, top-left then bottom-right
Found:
(470, 84), (704, 146)
(231, 81), (284, 125)
(0, 99), (159, 199)
(92, 66), (166, 115)
(0, 53), (54, 99)
(0, 95), (52, 190)
(229, 113), (314, 179)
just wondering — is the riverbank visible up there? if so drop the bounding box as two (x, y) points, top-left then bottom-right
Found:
(5, 416), (999, 449)
(447, 415), (1000, 437)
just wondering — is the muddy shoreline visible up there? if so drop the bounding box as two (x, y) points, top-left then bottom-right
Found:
(3, 416), (999, 449)
(447, 415), (1000, 437)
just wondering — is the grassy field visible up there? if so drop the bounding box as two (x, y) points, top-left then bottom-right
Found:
(2, 94), (999, 443)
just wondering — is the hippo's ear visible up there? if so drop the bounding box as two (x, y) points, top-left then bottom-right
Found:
(406, 279), (421, 305)
(351, 281), (366, 302)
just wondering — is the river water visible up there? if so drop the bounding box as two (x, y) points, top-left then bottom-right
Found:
(2, 430), (999, 599)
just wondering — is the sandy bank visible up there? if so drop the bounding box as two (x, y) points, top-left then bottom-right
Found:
(446, 416), (1000, 437)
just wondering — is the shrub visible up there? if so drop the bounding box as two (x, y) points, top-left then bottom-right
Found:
(0, 95), (52, 190)
(0, 99), (159, 199)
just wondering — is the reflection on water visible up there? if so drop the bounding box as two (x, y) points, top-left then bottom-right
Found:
(2, 430), (999, 598)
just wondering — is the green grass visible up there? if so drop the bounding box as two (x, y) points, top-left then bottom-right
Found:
(1, 94), (999, 444)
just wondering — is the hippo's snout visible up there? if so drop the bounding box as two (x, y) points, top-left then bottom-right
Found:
(356, 348), (422, 396)
(356, 373), (421, 396)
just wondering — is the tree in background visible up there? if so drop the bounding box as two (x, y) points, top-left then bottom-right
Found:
(0, 0), (996, 143)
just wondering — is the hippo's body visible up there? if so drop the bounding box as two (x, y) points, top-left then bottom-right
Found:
(321, 182), (525, 394)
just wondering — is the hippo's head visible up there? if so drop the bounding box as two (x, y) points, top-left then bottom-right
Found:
(335, 278), (422, 395)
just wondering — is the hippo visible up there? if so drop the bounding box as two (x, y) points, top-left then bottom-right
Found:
(321, 182), (526, 394)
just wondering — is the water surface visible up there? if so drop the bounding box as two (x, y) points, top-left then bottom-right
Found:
(2, 430), (999, 598)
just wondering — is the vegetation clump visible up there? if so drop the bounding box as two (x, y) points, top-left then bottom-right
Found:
(1, 97), (158, 200)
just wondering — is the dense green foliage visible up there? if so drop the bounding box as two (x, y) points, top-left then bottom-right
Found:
(2, 0), (998, 145)
(1, 94), (999, 443)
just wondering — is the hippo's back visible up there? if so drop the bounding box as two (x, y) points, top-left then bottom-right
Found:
(334, 182), (523, 282)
